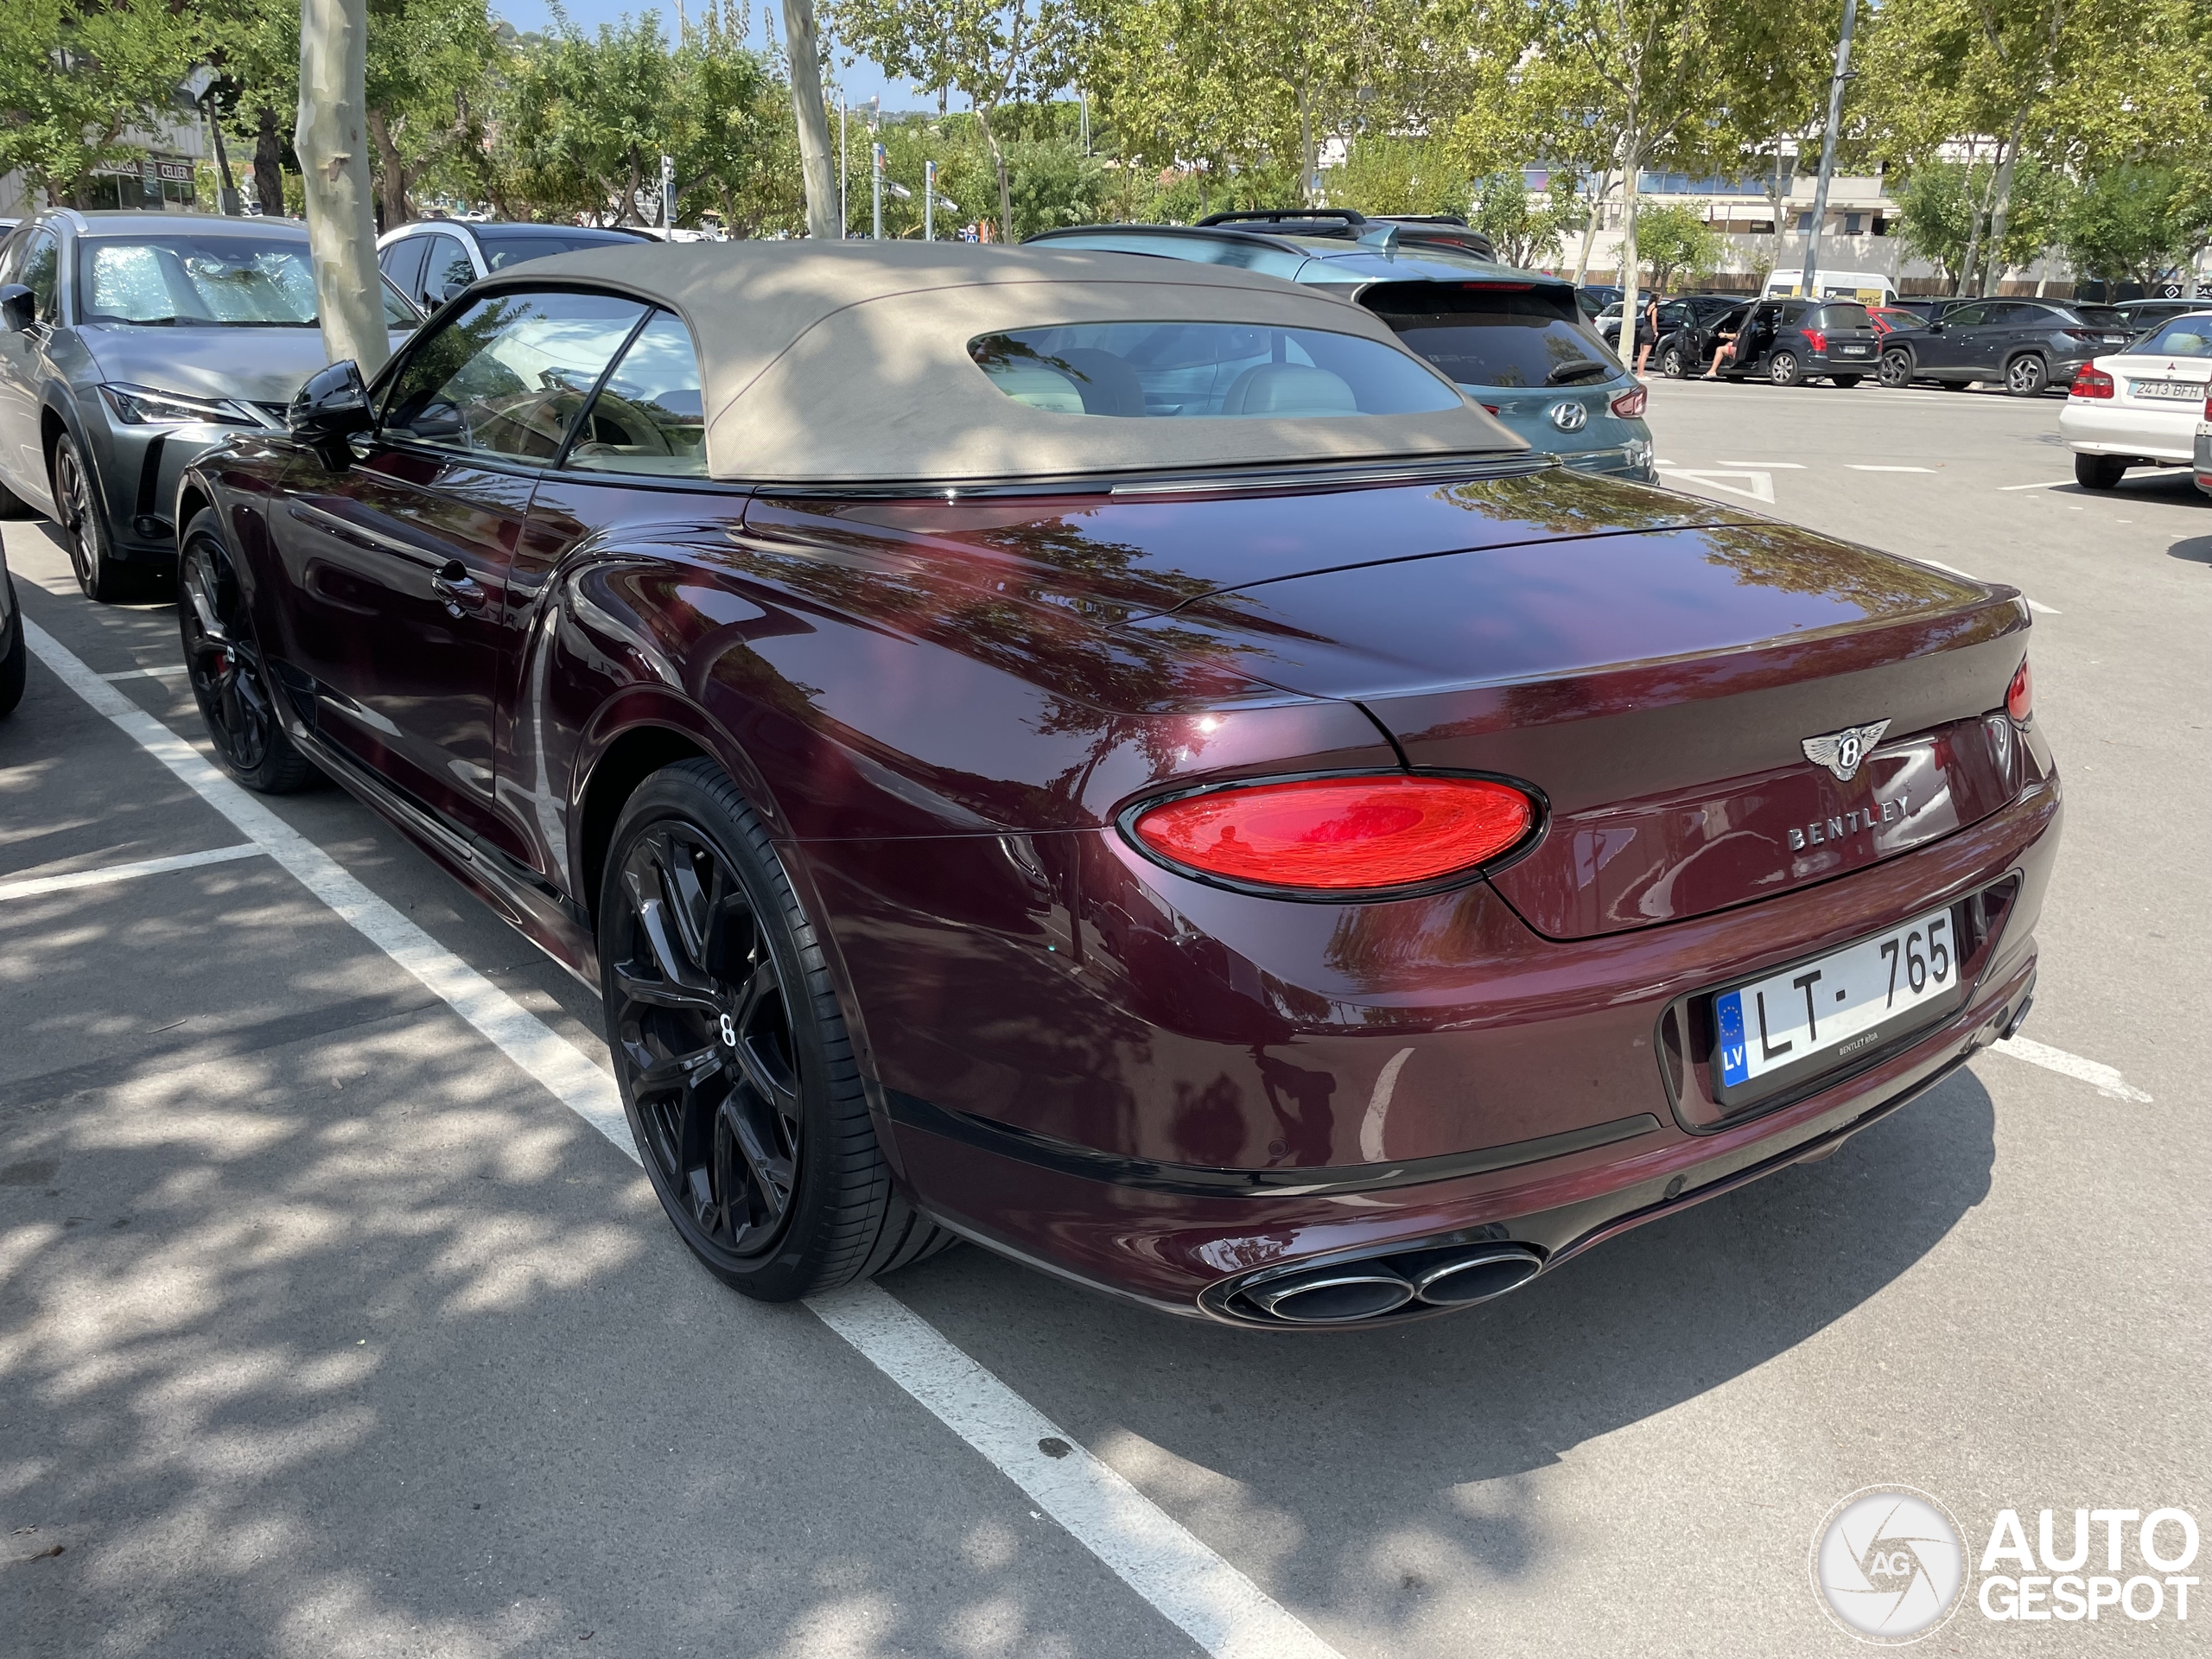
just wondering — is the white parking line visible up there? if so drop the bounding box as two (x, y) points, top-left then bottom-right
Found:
(0, 842), (263, 901)
(1990, 1036), (2152, 1103)
(101, 664), (192, 682)
(1999, 480), (2076, 492)
(811, 1289), (1345, 1659)
(22, 618), (1344, 1659)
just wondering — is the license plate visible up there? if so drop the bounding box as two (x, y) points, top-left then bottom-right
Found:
(1838, 345), (1870, 354)
(2136, 380), (2205, 400)
(1713, 904), (1962, 1101)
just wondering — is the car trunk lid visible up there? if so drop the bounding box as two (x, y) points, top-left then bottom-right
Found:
(1119, 508), (2032, 937)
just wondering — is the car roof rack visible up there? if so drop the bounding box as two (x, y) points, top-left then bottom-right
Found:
(1196, 209), (1368, 231)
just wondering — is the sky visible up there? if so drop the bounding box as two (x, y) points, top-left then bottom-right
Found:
(493, 0), (931, 113)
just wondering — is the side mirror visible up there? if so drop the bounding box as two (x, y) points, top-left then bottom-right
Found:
(289, 359), (373, 468)
(0, 284), (35, 333)
(434, 277), (471, 306)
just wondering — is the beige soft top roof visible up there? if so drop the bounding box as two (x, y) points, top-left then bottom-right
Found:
(469, 242), (1525, 486)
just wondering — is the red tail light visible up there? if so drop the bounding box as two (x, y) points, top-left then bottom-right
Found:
(2006, 657), (2033, 722)
(2202, 393), (2210, 420)
(1127, 775), (1536, 894)
(1609, 386), (1647, 418)
(1802, 327), (1828, 353)
(2069, 365), (2113, 399)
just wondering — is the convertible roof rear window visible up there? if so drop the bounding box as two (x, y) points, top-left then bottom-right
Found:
(969, 322), (1462, 418)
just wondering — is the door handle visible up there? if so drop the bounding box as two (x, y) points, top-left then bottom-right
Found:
(430, 559), (487, 616)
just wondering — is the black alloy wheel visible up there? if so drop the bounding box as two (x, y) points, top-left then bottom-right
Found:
(1768, 350), (1803, 387)
(178, 510), (320, 792)
(601, 761), (951, 1300)
(51, 433), (138, 602)
(1878, 348), (1915, 389)
(2005, 353), (2049, 397)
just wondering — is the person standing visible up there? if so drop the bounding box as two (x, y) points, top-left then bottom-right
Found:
(1635, 293), (1662, 378)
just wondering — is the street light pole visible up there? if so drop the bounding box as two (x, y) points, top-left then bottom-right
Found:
(1799, 0), (1859, 301)
(838, 99), (848, 239)
(925, 159), (936, 242)
(872, 142), (883, 240)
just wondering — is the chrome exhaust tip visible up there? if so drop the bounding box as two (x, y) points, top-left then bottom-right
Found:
(1245, 1266), (1416, 1325)
(1403, 1244), (1545, 1307)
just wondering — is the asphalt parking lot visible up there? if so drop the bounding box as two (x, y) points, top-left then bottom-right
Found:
(3, 380), (2207, 1658)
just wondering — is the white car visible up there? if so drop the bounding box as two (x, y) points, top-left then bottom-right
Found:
(2058, 310), (2212, 488)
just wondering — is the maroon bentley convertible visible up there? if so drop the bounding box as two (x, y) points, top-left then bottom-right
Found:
(175, 245), (2059, 1326)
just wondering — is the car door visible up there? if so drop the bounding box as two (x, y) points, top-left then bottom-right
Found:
(265, 287), (650, 860)
(1914, 302), (1985, 374)
(379, 236), (429, 310)
(1973, 301), (2035, 372)
(0, 226), (60, 506)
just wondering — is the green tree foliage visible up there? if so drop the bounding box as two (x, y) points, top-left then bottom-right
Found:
(1467, 171), (1584, 269)
(1325, 137), (1469, 219)
(1633, 200), (1721, 291)
(0, 0), (199, 206)
(1894, 156), (2070, 286)
(2062, 164), (2212, 287)
(823, 0), (1083, 238)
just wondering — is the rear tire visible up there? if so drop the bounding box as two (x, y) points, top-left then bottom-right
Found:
(178, 509), (321, 793)
(2074, 454), (2127, 490)
(2005, 354), (2048, 397)
(1768, 351), (1803, 387)
(601, 760), (955, 1301)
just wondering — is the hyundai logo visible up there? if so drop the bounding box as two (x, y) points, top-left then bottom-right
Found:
(1548, 400), (1590, 432)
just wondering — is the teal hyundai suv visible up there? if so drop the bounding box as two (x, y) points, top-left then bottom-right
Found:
(1026, 211), (1655, 480)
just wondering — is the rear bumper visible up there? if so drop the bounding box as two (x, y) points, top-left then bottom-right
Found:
(878, 759), (2063, 1320)
(2059, 401), (2197, 462)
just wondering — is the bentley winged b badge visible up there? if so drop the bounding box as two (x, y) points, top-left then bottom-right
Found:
(1802, 720), (1891, 782)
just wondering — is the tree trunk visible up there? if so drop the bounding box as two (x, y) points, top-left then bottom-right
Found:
(253, 105), (288, 219)
(977, 103), (1013, 243)
(297, 0), (389, 376)
(779, 0), (838, 238)
(1958, 142), (2001, 297)
(365, 107), (410, 231)
(1572, 168), (1612, 285)
(1298, 87), (1315, 208)
(1979, 105), (2031, 299)
(1617, 144), (1642, 373)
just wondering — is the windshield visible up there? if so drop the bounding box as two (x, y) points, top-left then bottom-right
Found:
(2134, 316), (2212, 357)
(1363, 288), (1618, 389)
(968, 322), (1462, 417)
(79, 236), (320, 327)
(476, 231), (643, 270)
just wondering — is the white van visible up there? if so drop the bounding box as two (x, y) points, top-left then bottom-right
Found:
(1764, 269), (1897, 304)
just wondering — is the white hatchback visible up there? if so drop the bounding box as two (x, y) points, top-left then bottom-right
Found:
(2058, 310), (2212, 488)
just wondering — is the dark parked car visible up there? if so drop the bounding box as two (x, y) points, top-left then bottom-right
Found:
(2111, 297), (2209, 336)
(1191, 208), (1498, 263)
(0, 537), (23, 718)
(0, 209), (420, 600)
(377, 219), (658, 312)
(1874, 297), (2135, 395)
(1577, 284), (1623, 319)
(1675, 297), (1882, 386)
(1027, 220), (1654, 479)
(175, 243), (2057, 1327)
